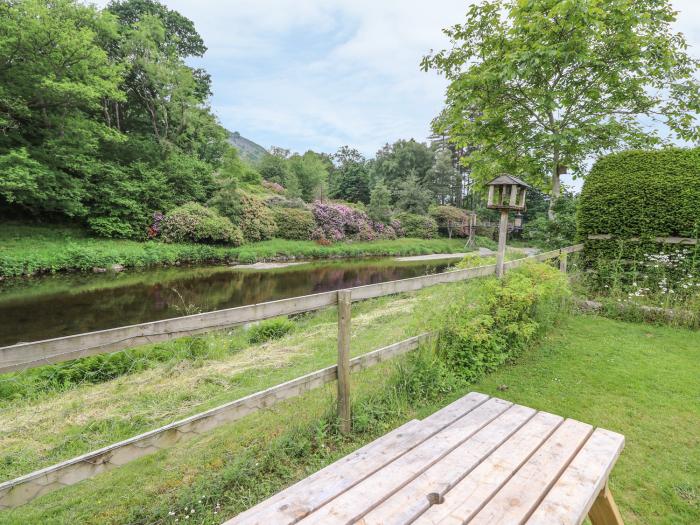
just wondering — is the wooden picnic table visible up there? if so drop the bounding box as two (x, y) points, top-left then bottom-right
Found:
(226, 392), (625, 525)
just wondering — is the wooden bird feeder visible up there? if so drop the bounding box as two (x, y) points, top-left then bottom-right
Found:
(485, 174), (530, 277)
(486, 174), (530, 211)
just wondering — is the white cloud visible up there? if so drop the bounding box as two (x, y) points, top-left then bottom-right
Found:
(88, 0), (700, 172)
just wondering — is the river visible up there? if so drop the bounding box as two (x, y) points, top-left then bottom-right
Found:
(0, 257), (458, 346)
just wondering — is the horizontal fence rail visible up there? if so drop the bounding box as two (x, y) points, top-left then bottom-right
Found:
(0, 245), (583, 509)
(0, 333), (435, 510)
(0, 246), (582, 375)
(588, 234), (698, 245)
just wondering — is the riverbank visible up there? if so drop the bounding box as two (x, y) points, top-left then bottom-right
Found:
(0, 223), (487, 279)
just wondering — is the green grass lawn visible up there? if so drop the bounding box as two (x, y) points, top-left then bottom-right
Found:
(0, 222), (476, 277)
(471, 315), (699, 524)
(2, 313), (697, 524)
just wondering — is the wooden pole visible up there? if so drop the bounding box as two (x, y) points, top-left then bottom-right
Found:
(336, 289), (352, 434)
(559, 252), (568, 273)
(496, 209), (509, 278)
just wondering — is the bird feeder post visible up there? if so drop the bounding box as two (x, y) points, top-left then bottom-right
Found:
(496, 209), (509, 277)
(486, 174), (530, 279)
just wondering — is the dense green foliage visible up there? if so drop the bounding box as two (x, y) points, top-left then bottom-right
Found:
(160, 203), (243, 245)
(522, 194), (578, 249)
(367, 180), (392, 223)
(576, 148), (700, 308)
(394, 213), (438, 239)
(271, 207), (316, 240)
(438, 263), (570, 378)
(579, 148), (700, 239)
(423, 0), (700, 215)
(0, 0), (229, 237)
(236, 193), (278, 243)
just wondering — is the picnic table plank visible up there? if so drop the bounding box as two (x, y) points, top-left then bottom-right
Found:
(227, 392), (625, 525)
(412, 411), (564, 525)
(357, 404), (537, 525)
(466, 419), (593, 525)
(298, 397), (513, 524)
(527, 428), (625, 525)
(227, 392), (489, 525)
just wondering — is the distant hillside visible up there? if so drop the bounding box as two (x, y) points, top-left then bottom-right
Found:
(227, 131), (268, 163)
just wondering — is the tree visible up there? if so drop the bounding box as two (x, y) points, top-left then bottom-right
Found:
(289, 151), (329, 202)
(258, 153), (289, 185)
(422, 0), (700, 218)
(368, 180), (392, 223)
(396, 174), (434, 214)
(0, 0), (227, 237)
(331, 147), (370, 203)
(371, 140), (435, 198)
(428, 148), (461, 205)
(0, 0), (122, 218)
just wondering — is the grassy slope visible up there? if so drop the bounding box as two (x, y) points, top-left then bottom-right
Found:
(0, 279), (485, 480)
(0, 223), (473, 277)
(1, 314), (697, 524)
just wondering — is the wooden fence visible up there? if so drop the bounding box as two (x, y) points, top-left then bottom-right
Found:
(0, 245), (582, 509)
(587, 234), (697, 245)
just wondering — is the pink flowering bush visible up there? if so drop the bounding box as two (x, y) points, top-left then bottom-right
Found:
(262, 180), (285, 194)
(311, 201), (395, 242)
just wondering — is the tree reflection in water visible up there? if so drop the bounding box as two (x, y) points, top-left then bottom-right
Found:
(0, 258), (452, 345)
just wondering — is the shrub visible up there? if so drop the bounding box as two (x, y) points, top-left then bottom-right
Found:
(430, 206), (470, 237)
(311, 201), (393, 242)
(579, 148), (700, 240)
(437, 263), (570, 380)
(238, 193), (277, 242)
(210, 188), (277, 242)
(264, 196), (307, 209)
(262, 180), (285, 194)
(523, 195), (578, 249)
(272, 207), (316, 240)
(247, 318), (295, 344)
(394, 213), (438, 239)
(160, 203), (243, 245)
(578, 148), (700, 292)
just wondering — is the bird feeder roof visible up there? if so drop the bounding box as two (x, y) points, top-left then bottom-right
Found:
(486, 174), (531, 188)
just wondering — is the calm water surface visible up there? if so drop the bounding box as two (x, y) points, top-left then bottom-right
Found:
(0, 258), (455, 346)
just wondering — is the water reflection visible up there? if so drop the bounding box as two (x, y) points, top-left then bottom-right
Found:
(0, 258), (454, 345)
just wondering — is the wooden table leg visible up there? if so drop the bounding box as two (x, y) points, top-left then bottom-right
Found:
(588, 482), (624, 525)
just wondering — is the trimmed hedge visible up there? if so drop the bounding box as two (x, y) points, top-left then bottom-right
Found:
(578, 148), (700, 290)
(271, 207), (316, 240)
(579, 148), (700, 239)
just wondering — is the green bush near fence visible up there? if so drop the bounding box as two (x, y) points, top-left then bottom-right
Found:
(437, 262), (570, 380)
(578, 148), (700, 295)
(578, 148), (700, 268)
(578, 148), (700, 240)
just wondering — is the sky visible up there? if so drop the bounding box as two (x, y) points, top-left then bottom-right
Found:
(92, 0), (700, 187)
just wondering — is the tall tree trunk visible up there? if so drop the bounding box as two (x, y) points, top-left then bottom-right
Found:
(549, 148), (561, 220)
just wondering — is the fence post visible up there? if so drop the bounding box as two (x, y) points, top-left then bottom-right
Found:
(496, 209), (509, 278)
(559, 252), (568, 273)
(337, 289), (352, 434)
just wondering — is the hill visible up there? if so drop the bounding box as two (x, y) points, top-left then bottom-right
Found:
(228, 131), (268, 163)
